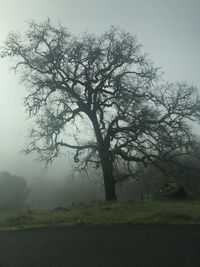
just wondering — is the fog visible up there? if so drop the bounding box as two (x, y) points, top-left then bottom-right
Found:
(0, 0), (200, 204)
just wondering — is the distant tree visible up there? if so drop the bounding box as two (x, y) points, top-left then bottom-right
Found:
(160, 141), (200, 197)
(0, 172), (28, 210)
(27, 175), (103, 208)
(133, 140), (200, 198)
(2, 20), (200, 201)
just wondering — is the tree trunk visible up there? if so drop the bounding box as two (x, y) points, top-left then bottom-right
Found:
(100, 150), (117, 202)
(90, 114), (117, 201)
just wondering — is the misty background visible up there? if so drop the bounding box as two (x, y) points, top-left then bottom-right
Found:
(0, 0), (200, 207)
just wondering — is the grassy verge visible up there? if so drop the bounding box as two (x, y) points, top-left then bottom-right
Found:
(0, 200), (200, 231)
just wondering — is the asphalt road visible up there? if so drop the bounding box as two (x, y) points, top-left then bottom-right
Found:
(0, 224), (199, 267)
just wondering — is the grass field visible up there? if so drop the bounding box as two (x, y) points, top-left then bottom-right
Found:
(0, 200), (200, 231)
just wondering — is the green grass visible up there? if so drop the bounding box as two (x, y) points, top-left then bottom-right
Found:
(0, 200), (200, 231)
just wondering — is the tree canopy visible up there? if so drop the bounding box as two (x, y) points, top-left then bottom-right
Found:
(2, 20), (200, 201)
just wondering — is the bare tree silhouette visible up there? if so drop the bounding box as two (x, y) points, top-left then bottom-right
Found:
(2, 20), (200, 201)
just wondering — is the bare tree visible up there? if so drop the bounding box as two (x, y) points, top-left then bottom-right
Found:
(2, 20), (200, 201)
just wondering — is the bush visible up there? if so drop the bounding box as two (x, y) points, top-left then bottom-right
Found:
(156, 182), (187, 199)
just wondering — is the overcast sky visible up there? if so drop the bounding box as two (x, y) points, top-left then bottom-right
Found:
(0, 0), (200, 180)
